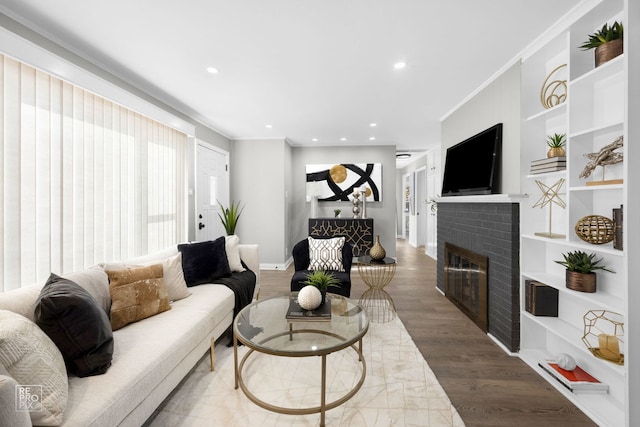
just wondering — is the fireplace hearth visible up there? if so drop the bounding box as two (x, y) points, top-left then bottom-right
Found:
(444, 243), (488, 332)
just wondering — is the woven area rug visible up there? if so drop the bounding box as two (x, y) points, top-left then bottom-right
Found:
(146, 317), (465, 426)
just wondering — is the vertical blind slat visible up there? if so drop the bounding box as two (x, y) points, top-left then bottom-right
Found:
(0, 54), (188, 292)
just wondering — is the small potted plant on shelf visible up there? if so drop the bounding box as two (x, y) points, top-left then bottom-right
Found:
(555, 250), (614, 293)
(546, 133), (566, 158)
(334, 209), (341, 218)
(579, 21), (623, 67)
(302, 270), (341, 304)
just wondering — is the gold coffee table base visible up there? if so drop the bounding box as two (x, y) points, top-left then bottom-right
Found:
(234, 329), (366, 427)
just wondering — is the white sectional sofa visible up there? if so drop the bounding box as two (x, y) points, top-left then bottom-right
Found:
(0, 242), (259, 427)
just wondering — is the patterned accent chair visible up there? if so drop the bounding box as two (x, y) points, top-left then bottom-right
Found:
(290, 237), (353, 297)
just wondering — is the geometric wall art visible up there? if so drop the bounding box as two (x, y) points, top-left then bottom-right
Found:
(306, 163), (382, 202)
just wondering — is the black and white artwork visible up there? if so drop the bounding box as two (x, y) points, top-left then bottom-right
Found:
(306, 163), (382, 202)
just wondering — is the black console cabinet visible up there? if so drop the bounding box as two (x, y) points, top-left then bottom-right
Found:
(308, 218), (373, 257)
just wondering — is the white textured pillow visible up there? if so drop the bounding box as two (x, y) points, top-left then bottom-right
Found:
(0, 310), (68, 426)
(308, 236), (345, 271)
(163, 252), (191, 301)
(225, 235), (245, 272)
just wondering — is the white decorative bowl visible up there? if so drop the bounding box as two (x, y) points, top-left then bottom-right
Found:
(298, 285), (322, 310)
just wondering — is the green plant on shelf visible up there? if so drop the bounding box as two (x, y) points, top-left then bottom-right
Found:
(579, 21), (623, 50)
(546, 133), (566, 148)
(554, 250), (614, 274)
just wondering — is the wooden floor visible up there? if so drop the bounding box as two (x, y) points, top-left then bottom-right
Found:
(259, 238), (597, 427)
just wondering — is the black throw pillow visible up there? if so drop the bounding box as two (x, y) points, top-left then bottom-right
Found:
(34, 273), (114, 377)
(178, 237), (232, 287)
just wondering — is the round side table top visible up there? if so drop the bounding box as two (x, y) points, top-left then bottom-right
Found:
(358, 255), (396, 265)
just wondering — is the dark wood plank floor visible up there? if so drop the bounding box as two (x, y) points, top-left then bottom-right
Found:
(259, 239), (596, 427)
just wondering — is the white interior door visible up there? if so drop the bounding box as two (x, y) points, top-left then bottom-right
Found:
(196, 143), (229, 241)
(416, 168), (427, 247)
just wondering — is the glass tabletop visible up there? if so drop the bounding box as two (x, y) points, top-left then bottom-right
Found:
(234, 293), (368, 356)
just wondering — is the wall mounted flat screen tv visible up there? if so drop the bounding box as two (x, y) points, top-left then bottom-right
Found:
(441, 123), (502, 196)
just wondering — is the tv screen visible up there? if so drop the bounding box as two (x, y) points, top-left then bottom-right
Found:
(441, 123), (502, 196)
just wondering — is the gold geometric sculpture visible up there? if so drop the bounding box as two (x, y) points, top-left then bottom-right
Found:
(582, 310), (624, 365)
(533, 178), (566, 238)
(540, 64), (567, 109)
(580, 135), (624, 185)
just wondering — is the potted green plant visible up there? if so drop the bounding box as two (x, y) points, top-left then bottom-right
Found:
(217, 200), (244, 235)
(555, 250), (614, 293)
(579, 21), (623, 67)
(334, 209), (341, 218)
(546, 133), (566, 158)
(302, 270), (341, 304)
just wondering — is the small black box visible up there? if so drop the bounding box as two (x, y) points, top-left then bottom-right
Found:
(525, 280), (558, 317)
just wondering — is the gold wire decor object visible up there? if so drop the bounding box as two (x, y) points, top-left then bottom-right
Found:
(533, 178), (566, 238)
(540, 64), (567, 109)
(582, 310), (624, 365)
(575, 215), (615, 244)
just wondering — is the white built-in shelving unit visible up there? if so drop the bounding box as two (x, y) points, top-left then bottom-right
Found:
(519, 0), (627, 425)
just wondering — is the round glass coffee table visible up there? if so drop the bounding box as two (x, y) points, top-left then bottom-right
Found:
(233, 293), (368, 427)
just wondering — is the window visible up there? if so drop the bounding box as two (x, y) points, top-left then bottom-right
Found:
(0, 54), (188, 291)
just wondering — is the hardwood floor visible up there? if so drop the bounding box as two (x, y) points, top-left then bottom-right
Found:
(259, 239), (596, 427)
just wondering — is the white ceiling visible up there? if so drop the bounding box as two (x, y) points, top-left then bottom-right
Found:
(0, 0), (581, 163)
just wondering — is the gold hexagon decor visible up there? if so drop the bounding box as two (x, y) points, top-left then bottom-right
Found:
(582, 310), (624, 365)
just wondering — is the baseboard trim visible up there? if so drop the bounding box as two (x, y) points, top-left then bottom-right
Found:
(260, 257), (292, 271)
(487, 333), (519, 357)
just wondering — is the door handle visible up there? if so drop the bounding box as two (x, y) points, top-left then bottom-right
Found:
(198, 222), (205, 230)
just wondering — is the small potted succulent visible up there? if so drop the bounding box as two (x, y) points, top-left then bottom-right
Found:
(546, 133), (566, 158)
(580, 21), (623, 67)
(555, 250), (614, 293)
(302, 270), (341, 304)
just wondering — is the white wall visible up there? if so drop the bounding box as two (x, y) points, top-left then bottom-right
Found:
(441, 63), (522, 195)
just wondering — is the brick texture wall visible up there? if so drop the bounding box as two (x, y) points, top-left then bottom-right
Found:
(437, 202), (520, 352)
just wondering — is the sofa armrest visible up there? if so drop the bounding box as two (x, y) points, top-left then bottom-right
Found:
(238, 244), (260, 298)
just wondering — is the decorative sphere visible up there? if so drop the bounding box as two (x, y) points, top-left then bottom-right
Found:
(298, 286), (322, 310)
(555, 353), (577, 371)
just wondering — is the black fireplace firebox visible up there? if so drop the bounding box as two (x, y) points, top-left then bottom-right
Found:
(444, 243), (488, 332)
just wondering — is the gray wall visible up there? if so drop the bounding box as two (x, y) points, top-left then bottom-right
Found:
(441, 63), (521, 194)
(230, 138), (289, 266)
(291, 145), (397, 261)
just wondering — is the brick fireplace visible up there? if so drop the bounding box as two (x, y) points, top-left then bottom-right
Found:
(437, 199), (520, 352)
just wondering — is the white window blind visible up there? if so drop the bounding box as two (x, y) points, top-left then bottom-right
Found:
(0, 54), (188, 292)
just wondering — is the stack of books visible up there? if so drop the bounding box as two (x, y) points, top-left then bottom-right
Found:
(538, 360), (608, 394)
(286, 294), (332, 321)
(530, 156), (566, 174)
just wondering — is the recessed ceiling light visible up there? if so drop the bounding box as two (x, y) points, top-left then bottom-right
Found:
(393, 61), (407, 70)
(206, 67), (219, 74)
(370, 123), (377, 127)
(312, 138), (318, 142)
(340, 137), (347, 141)
(265, 124), (272, 129)
(369, 137), (376, 141)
